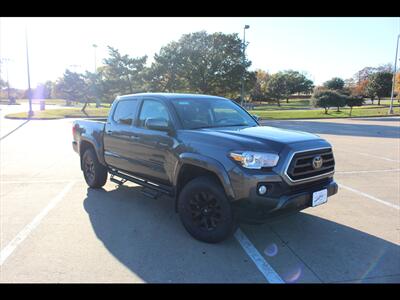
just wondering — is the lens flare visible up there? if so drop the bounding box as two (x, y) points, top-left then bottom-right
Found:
(264, 243), (278, 257)
(284, 266), (302, 283)
(33, 84), (45, 101)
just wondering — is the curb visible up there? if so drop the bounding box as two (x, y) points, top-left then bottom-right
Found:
(258, 114), (400, 121)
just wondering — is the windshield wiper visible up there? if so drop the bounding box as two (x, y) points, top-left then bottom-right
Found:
(190, 125), (215, 129)
(190, 124), (253, 130)
(228, 124), (249, 126)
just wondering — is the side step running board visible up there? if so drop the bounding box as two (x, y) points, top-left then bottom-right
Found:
(110, 176), (127, 186)
(108, 169), (173, 197)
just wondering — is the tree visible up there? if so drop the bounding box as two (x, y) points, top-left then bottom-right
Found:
(148, 31), (253, 98)
(145, 41), (187, 92)
(354, 67), (377, 83)
(353, 64), (392, 82)
(102, 46), (148, 99)
(311, 89), (346, 114)
(366, 72), (393, 105)
(54, 69), (87, 108)
(0, 78), (6, 89)
(282, 70), (314, 103)
(323, 77), (345, 91)
(350, 79), (369, 98)
(83, 70), (105, 107)
(250, 69), (270, 103)
(266, 72), (290, 107)
(375, 63), (393, 73)
(33, 81), (53, 99)
(345, 96), (364, 116)
(44, 81), (54, 99)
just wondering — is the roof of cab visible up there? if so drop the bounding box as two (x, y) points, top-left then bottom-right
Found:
(117, 93), (229, 101)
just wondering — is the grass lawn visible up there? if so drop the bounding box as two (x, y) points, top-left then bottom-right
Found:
(5, 98), (400, 120)
(250, 106), (400, 119)
(252, 99), (311, 110)
(17, 98), (72, 106)
(5, 107), (110, 120)
(16, 99), (112, 107)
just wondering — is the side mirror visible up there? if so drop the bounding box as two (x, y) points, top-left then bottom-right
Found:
(252, 114), (260, 121)
(145, 118), (172, 133)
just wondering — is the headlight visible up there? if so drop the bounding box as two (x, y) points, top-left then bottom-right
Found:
(229, 151), (279, 169)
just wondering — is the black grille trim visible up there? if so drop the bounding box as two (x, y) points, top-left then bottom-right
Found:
(286, 148), (335, 182)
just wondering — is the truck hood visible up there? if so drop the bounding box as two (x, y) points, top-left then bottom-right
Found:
(195, 125), (322, 150)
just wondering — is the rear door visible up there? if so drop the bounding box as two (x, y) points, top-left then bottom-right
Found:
(103, 98), (140, 172)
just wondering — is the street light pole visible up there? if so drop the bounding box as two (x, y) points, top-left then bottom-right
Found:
(25, 28), (33, 117)
(92, 44), (100, 108)
(241, 25), (250, 107)
(6, 63), (10, 101)
(389, 34), (400, 114)
(93, 44), (98, 73)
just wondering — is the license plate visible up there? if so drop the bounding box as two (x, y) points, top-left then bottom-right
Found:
(312, 189), (328, 207)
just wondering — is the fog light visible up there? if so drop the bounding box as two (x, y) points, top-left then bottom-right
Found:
(258, 185), (267, 195)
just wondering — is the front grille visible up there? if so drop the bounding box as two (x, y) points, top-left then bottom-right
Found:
(286, 148), (335, 181)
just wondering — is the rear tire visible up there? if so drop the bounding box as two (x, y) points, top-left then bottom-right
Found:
(82, 148), (108, 188)
(178, 176), (237, 243)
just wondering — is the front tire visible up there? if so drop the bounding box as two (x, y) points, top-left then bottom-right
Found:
(82, 148), (108, 188)
(178, 176), (237, 243)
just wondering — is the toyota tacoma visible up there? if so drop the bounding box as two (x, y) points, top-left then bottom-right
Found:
(72, 93), (338, 243)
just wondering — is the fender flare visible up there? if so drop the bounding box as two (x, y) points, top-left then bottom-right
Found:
(78, 135), (107, 168)
(173, 153), (235, 200)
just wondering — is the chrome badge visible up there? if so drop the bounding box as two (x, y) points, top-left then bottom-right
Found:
(312, 155), (323, 169)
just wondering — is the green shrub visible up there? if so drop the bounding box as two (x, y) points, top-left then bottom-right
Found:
(311, 89), (346, 114)
(345, 96), (364, 116)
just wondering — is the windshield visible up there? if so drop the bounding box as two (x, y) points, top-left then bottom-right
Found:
(171, 98), (258, 129)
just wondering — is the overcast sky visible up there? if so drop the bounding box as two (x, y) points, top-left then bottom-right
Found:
(1, 17), (399, 89)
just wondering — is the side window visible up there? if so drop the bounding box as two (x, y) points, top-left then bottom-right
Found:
(138, 99), (170, 128)
(112, 100), (138, 126)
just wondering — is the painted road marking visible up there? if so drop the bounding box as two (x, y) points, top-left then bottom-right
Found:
(336, 169), (400, 175)
(234, 228), (284, 283)
(1, 179), (83, 184)
(0, 181), (75, 266)
(0, 120), (30, 141)
(337, 149), (400, 163)
(338, 183), (400, 210)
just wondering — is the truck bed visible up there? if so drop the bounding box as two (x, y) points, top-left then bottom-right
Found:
(72, 118), (107, 159)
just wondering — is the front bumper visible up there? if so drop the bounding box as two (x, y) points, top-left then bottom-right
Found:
(233, 179), (338, 224)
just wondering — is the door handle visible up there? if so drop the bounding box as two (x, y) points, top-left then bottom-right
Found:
(130, 135), (140, 140)
(106, 130), (113, 134)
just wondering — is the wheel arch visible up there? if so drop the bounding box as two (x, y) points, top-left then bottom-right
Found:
(173, 153), (235, 211)
(79, 138), (106, 170)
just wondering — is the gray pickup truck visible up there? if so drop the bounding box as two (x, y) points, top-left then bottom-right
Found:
(72, 93), (338, 243)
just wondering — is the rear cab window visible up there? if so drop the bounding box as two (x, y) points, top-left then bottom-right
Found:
(112, 99), (139, 126)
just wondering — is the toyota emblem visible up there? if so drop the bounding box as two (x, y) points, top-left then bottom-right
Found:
(312, 155), (323, 169)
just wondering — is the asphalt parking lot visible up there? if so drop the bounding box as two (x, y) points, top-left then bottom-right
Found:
(0, 105), (399, 283)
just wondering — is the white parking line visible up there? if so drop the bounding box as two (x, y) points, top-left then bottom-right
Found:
(338, 183), (400, 210)
(336, 169), (400, 175)
(234, 228), (284, 283)
(1, 179), (83, 184)
(0, 181), (75, 266)
(0, 120), (30, 141)
(337, 149), (400, 163)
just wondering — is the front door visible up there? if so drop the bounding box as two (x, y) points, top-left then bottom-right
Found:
(129, 98), (177, 186)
